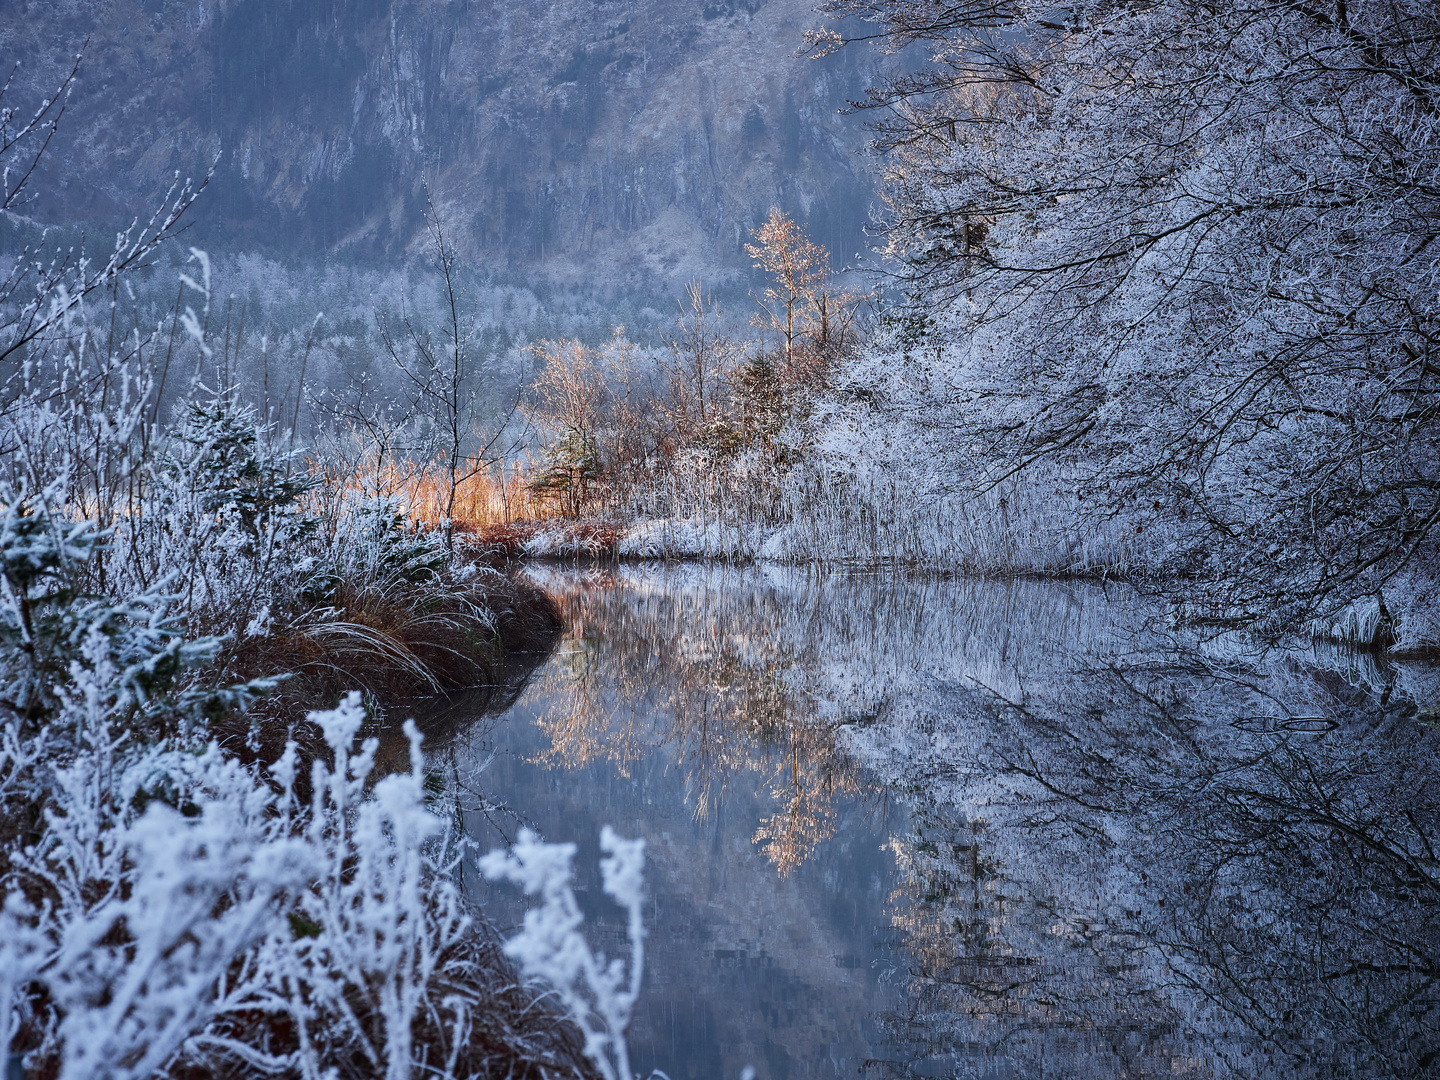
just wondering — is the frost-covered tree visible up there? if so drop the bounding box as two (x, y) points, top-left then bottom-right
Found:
(814, 0), (1440, 631)
(746, 208), (866, 386)
(376, 188), (521, 544)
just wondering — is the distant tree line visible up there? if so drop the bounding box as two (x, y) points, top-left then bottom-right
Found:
(520, 209), (868, 523)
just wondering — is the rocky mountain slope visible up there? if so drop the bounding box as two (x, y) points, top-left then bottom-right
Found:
(3, 0), (884, 288)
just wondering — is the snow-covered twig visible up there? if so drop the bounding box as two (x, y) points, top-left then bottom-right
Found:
(481, 826), (647, 1080)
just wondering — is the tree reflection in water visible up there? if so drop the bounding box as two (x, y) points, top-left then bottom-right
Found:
(855, 636), (1440, 1079)
(509, 565), (1438, 1078)
(524, 564), (858, 874)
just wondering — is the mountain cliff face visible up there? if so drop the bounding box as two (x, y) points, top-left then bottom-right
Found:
(4, 0), (882, 287)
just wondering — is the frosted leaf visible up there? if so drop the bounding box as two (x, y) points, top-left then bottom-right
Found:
(478, 828), (579, 900)
(312, 690), (367, 761)
(242, 603), (272, 638)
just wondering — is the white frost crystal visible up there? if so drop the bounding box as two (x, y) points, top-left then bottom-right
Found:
(481, 826), (647, 1080)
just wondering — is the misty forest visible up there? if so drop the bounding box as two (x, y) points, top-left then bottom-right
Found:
(0, 0), (1437, 1078)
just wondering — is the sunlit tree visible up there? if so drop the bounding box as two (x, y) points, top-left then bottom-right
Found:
(746, 208), (866, 387)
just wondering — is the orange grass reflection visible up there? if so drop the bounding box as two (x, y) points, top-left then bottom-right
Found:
(530, 568), (860, 874)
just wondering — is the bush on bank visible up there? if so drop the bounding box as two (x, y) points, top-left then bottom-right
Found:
(0, 174), (572, 1077)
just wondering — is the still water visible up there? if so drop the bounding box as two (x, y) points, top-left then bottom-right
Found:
(437, 563), (1439, 1080)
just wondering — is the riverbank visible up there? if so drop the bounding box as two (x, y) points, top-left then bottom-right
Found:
(464, 516), (1439, 662)
(464, 518), (760, 562)
(0, 474), (580, 1077)
(1, 529), (587, 1079)
(213, 553), (563, 786)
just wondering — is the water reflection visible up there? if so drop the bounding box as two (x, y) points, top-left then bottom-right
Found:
(873, 664), (1440, 1080)
(526, 564), (861, 874)
(452, 564), (910, 1080)
(446, 563), (1438, 1080)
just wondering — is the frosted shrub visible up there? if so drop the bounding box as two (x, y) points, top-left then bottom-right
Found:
(808, 0), (1440, 628)
(182, 692), (502, 1079)
(0, 687), (504, 1079)
(250, 693), (470, 1080)
(481, 826), (646, 1080)
(126, 399), (320, 641)
(326, 492), (449, 589)
(0, 634), (305, 1080)
(0, 478), (273, 750)
(0, 78), (572, 1076)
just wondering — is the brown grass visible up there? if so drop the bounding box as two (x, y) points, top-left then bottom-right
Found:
(322, 461), (548, 534)
(458, 520), (626, 562)
(209, 566), (561, 797)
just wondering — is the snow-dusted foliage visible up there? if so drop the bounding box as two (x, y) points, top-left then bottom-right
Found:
(0, 686), (501, 1078)
(809, 0), (1440, 632)
(205, 697), (477, 1080)
(0, 71), (585, 1078)
(0, 200), (517, 704)
(480, 827), (647, 1080)
(0, 480), (227, 733)
(0, 261), (576, 1076)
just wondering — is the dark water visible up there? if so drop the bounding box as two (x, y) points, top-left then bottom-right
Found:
(435, 564), (1440, 1080)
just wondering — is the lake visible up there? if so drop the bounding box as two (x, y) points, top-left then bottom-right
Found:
(434, 563), (1440, 1080)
